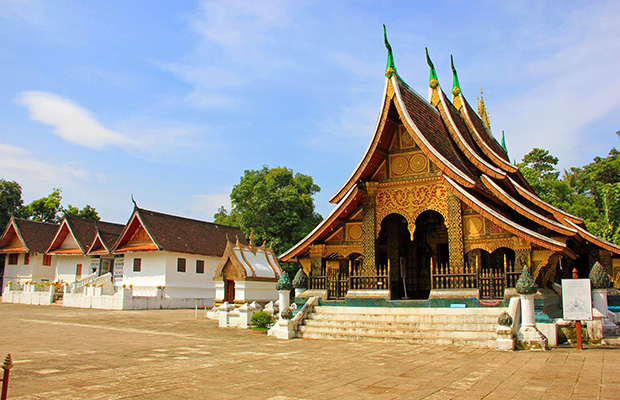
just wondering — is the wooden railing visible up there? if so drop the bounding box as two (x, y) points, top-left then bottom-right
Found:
(431, 262), (477, 289)
(349, 263), (390, 291)
(308, 275), (326, 290)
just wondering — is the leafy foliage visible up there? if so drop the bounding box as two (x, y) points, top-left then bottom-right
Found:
(0, 179), (24, 228)
(0, 182), (101, 226)
(18, 188), (63, 223)
(215, 166), (322, 265)
(518, 138), (620, 245)
(64, 204), (100, 221)
(250, 311), (275, 329)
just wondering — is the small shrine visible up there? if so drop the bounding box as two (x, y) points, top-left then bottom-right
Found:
(281, 28), (620, 304)
(213, 234), (282, 306)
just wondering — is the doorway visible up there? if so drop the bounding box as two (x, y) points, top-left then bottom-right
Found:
(224, 279), (235, 303)
(377, 210), (448, 300)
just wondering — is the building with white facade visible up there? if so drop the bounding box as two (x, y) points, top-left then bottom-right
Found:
(112, 207), (246, 302)
(0, 217), (59, 286)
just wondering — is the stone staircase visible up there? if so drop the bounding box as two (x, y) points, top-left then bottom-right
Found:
(297, 305), (504, 347)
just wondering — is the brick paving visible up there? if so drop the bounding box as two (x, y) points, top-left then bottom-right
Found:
(1, 302), (618, 399)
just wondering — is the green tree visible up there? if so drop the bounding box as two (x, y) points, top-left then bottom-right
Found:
(0, 179), (23, 228)
(19, 188), (63, 223)
(215, 166), (323, 262)
(519, 144), (620, 245)
(64, 204), (100, 221)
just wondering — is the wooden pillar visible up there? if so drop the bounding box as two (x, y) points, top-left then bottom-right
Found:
(361, 182), (378, 276)
(447, 193), (464, 270)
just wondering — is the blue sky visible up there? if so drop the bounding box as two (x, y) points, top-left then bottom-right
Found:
(1, 0), (619, 224)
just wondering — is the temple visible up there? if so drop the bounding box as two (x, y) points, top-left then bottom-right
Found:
(281, 29), (620, 304)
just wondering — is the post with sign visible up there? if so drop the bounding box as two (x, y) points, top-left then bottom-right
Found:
(562, 269), (592, 350)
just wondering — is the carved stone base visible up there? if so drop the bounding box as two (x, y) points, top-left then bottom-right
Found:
(345, 289), (390, 299)
(268, 319), (296, 340)
(516, 326), (548, 350)
(429, 289), (479, 299)
(495, 326), (515, 351)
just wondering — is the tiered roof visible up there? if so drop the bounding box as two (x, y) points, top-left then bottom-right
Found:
(213, 237), (282, 281)
(113, 207), (246, 257)
(0, 218), (59, 254)
(281, 30), (620, 261)
(47, 217), (124, 256)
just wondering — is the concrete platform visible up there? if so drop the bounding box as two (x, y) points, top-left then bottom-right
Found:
(1, 302), (620, 399)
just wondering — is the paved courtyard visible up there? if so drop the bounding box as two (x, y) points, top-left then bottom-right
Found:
(0, 303), (618, 399)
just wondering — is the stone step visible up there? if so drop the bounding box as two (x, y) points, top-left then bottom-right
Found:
(297, 331), (496, 347)
(306, 312), (499, 324)
(299, 324), (496, 339)
(303, 319), (496, 333)
(312, 305), (505, 314)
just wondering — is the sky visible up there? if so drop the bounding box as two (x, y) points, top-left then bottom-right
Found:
(1, 0), (619, 225)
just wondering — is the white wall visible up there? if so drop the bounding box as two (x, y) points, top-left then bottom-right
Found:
(3, 253), (56, 284)
(55, 255), (93, 283)
(163, 252), (219, 298)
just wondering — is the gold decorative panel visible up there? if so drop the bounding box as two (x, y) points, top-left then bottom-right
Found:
(400, 126), (416, 149)
(346, 223), (363, 241)
(389, 151), (429, 178)
(463, 215), (484, 237)
(488, 221), (507, 234)
(325, 227), (343, 243)
(375, 182), (448, 239)
(128, 225), (152, 245)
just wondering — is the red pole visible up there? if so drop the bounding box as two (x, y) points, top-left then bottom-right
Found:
(572, 268), (583, 350)
(1, 354), (12, 400)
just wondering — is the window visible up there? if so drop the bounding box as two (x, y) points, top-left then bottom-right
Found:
(133, 258), (141, 272)
(196, 260), (204, 274)
(177, 258), (186, 272)
(8, 254), (18, 265)
(43, 254), (52, 266)
(24, 253), (30, 265)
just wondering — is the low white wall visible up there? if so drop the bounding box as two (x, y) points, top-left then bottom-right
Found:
(2, 284), (54, 305)
(235, 281), (278, 302)
(62, 287), (212, 310)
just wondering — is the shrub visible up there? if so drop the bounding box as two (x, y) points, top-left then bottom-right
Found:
(250, 311), (275, 329)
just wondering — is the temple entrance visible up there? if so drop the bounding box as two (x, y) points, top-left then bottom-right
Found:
(378, 211), (447, 300)
(224, 279), (235, 303)
(466, 247), (515, 299)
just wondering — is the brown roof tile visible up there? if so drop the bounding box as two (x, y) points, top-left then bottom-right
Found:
(8, 219), (59, 253)
(396, 78), (478, 183)
(134, 208), (246, 257)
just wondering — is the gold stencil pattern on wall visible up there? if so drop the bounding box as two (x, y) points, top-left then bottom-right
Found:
(346, 223), (363, 241)
(389, 152), (429, 177)
(463, 216), (484, 237)
(400, 126), (415, 148)
(375, 183), (448, 237)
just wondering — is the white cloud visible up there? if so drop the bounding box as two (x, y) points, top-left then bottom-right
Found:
(0, 143), (92, 187)
(188, 189), (232, 220)
(489, 1), (620, 166)
(16, 91), (136, 150)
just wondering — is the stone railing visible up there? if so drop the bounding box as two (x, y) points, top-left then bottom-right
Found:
(71, 273), (101, 293)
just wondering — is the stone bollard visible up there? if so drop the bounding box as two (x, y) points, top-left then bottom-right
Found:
(63, 284), (70, 294)
(218, 301), (234, 328)
(268, 272), (295, 339)
(515, 267), (547, 350)
(238, 303), (255, 329)
(590, 263), (619, 337)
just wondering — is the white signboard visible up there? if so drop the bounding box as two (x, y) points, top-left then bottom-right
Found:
(562, 279), (592, 321)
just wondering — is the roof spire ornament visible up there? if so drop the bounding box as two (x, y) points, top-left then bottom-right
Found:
(477, 87), (492, 132)
(383, 25), (396, 78)
(249, 228), (255, 247)
(450, 55), (461, 96)
(426, 48), (439, 89)
(501, 130), (509, 155)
